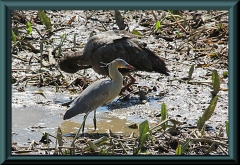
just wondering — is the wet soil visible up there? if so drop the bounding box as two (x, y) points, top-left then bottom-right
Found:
(11, 10), (228, 155)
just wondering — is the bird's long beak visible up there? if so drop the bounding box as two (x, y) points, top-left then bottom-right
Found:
(124, 64), (136, 71)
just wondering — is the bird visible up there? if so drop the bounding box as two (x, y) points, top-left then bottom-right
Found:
(63, 58), (136, 132)
(59, 30), (169, 94)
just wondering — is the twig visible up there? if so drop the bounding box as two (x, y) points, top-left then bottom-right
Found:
(12, 54), (29, 62)
(169, 12), (188, 34)
(204, 11), (228, 22)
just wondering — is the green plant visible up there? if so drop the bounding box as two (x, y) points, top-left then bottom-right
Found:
(131, 29), (142, 36)
(222, 71), (228, 78)
(211, 70), (220, 97)
(38, 10), (52, 31)
(155, 20), (161, 33)
(135, 120), (151, 154)
(216, 23), (225, 32)
(26, 21), (33, 35)
(225, 121), (229, 138)
(115, 10), (125, 30)
(176, 143), (182, 155)
(57, 34), (67, 56)
(161, 103), (168, 131)
(197, 95), (218, 130)
(11, 30), (17, 43)
(175, 31), (181, 37)
(188, 64), (195, 82)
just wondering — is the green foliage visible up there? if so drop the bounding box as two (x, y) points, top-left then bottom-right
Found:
(216, 23), (225, 32)
(188, 64), (195, 82)
(26, 21), (32, 35)
(197, 116), (205, 131)
(175, 31), (181, 37)
(38, 10), (52, 31)
(57, 34), (66, 56)
(54, 127), (63, 155)
(197, 95), (218, 130)
(99, 146), (109, 155)
(132, 29), (142, 36)
(11, 30), (17, 43)
(135, 120), (150, 154)
(138, 120), (150, 144)
(176, 144), (182, 155)
(225, 121), (229, 137)
(202, 95), (218, 121)
(114, 10), (125, 30)
(181, 139), (191, 153)
(145, 150), (149, 155)
(62, 149), (70, 155)
(155, 20), (161, 32)
(211, 70), (220, 96)
(12, 25), (19, 37)
(73, 33), (77, 47)
(161, 103), (168, 131)
(54, 82), (59, 92)
(222, 71), (228, 78)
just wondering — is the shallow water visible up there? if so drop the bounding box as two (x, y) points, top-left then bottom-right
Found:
(12, 85), (162, 146)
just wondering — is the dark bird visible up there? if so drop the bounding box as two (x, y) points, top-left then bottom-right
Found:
(63, 58), (136, 132)
(59, 30), (169, 93)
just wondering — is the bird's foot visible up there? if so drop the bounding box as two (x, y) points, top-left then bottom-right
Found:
(93, 117), (97, 130)
(119, 89), (128, 96)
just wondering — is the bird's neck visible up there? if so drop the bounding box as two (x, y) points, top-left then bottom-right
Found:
(78, 54), (92, 65)
(108, 64), (123, 86)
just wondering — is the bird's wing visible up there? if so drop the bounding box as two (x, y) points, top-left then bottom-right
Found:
(85, 31), (169, 76)
(63, 79), (116, 120)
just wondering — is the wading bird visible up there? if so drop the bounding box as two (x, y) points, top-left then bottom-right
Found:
(63, 58), (135, 132)
(59, 30), (169, 94)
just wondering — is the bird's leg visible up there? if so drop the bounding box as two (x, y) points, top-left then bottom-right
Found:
(71, 111), (90, 147)
(120, 74), (136, 95)
(93, 109), (97, 130)
(82, 112), (90, 133)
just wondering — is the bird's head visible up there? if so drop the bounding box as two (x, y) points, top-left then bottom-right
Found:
(100, 58), (136, 71)
(114, 59), (136, 71)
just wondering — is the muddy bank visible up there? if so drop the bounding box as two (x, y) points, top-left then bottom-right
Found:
(11, 10), (228, 155)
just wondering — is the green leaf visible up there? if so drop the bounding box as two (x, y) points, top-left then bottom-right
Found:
(181, 139), (191, 153)
(26, 21), (32, 35)
(56, 127), (63, 146)
(12, 25), (19, 36)
(137, 120), (151, 154)
(161, 103), (168, 131)
(222, 71), (228, 78)
(197, 116), (205, 130)
(211, 70), (220, 96)
(202, 95), (218, 121)
(176, 144), (182, 155)
(145, 150), (149, 155)
(155, 20), (161, 32)
(175, 31), (181, 37)
(132, 29), (142, 36)
(54, 82), (59, 93)
(138, 120), (150, 144)
(38, 10), (52, 31)
(114, 10), (125, 30)
(197, 95), (218, 130)
(188, 64), (194, 81)
(11, 30), (17, 43)
(225, 121), (229, 137)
